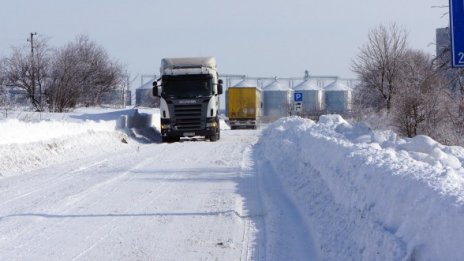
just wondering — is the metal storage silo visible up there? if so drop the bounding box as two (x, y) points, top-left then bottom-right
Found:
(324, 80), (352, 113)
(262, 80), (291, 122)
(293, 79), (324, 117)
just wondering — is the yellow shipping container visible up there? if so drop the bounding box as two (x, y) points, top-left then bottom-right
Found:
(228, 87), (262, 129)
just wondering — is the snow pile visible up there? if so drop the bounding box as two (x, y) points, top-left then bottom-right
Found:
(0, 119), (132, 177)
(0, 108), (156, 178)
(256, 115), (464, 260)
(0, 119), (118, 144)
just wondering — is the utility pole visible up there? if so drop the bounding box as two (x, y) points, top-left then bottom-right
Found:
(123, 74), (129, 108)
(27, 32), (39, 109)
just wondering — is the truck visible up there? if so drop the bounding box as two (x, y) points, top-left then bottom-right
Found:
(152, 57), (223, 142)
(227, 85), (262, 129)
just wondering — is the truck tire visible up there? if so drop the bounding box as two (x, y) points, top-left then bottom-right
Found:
(209, 132), (220, 142)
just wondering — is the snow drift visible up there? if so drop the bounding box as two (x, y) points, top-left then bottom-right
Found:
(256, 115), (464, 260)
(0, 119), (131, 177)
(0, 108), (157, 177)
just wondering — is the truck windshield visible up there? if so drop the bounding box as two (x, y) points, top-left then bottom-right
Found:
(162, 75), (212, 98)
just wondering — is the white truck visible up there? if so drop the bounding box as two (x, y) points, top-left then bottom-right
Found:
(152, 57), (223, 142)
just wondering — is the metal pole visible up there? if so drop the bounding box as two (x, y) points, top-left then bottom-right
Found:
(28, 32), (38, 109)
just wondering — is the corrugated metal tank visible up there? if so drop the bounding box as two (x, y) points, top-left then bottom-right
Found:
(324, 81), (352, 113)
(262, 80), (291, 120)
(225, 79), (259, 117)
(293, 79), (324, 113)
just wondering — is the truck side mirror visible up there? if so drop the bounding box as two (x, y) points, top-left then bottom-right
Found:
(218, 79), (223, 95)
(152, 81), (159, 97)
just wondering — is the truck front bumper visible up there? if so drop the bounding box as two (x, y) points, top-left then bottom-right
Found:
(160, 118), (219, 138)
(228, 119), (258, 129)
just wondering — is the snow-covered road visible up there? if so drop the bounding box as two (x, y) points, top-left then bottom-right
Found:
(0, 130), (270, 260)
(3, 108), (464, 260)
(0, 109), (320, 260)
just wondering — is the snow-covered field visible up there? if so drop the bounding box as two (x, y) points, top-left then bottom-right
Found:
(1, 107), (464, 260)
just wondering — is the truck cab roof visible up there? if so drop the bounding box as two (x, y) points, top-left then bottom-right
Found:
(161, 57), (217, 75)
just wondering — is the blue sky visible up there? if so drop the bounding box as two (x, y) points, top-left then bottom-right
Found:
(0, 0), (450, 83)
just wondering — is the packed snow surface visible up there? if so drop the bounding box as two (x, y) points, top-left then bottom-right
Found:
(1, 108), (464, 260)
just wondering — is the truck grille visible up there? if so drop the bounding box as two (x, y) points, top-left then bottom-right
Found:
(174, 104), (203, 130)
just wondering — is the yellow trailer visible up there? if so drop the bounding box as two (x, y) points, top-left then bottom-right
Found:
(227, 86), (262, 129)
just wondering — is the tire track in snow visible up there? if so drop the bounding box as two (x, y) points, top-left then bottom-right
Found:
(0, 159), (110, 208)
(1, 130), (264, 260)
(70, 161), (184, 260)
(0, 148), (164, 256)
(238, 144), (266, 261)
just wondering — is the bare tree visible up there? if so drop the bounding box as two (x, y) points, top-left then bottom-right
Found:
(431, 28), (464, 145)
(0, 58), (5, 85)
(390, 50), (449, 139)
(46, 44), (82, 112)
(352, 24), (408, 112)
(0, 61), (9, 116)
(3, 36), (50, 111)
(46, 35), (125, 111)
(71, 35), (124, 106)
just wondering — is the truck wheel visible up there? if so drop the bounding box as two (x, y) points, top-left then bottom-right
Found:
(209, 132), (220, 142)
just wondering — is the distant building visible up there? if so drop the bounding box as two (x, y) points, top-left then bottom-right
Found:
(2, 86), (28, 106)
(100, 89), (132, 107)
(135, 81), (159, 107)
(436, 27), (451, 64)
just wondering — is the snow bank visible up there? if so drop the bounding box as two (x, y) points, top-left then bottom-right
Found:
(0, 119), (132, 177)
(256, 115), (464, 260)
(0, 108), (157, 178)
(0, 119), (118, 144)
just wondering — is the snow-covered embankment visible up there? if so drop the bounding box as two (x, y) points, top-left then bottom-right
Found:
(0, 109), (154, 177)
(256, 115), (464, 260)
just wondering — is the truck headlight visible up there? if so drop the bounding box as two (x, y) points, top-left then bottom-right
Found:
(161, 124), (171, 129)
(206, 122), (218, 127)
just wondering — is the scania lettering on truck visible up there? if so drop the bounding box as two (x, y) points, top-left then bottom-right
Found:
(152, 57), (223, 142)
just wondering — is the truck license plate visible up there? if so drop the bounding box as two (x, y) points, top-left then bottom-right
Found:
(183, 132), (195, 136)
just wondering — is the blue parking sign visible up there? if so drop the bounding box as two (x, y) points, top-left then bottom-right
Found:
(450, 0), (464, 67)
(294, 92), (303, 102)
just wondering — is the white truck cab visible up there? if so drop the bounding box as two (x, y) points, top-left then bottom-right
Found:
(152, 57), (223, 142)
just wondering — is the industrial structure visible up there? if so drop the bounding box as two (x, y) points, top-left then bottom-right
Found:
(262, 80), (292, 122)
(136, 72), (358, 122)
(324, 80), (352, 113)
(293, 79), (324, 119)
(221, 74), (357, 121)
